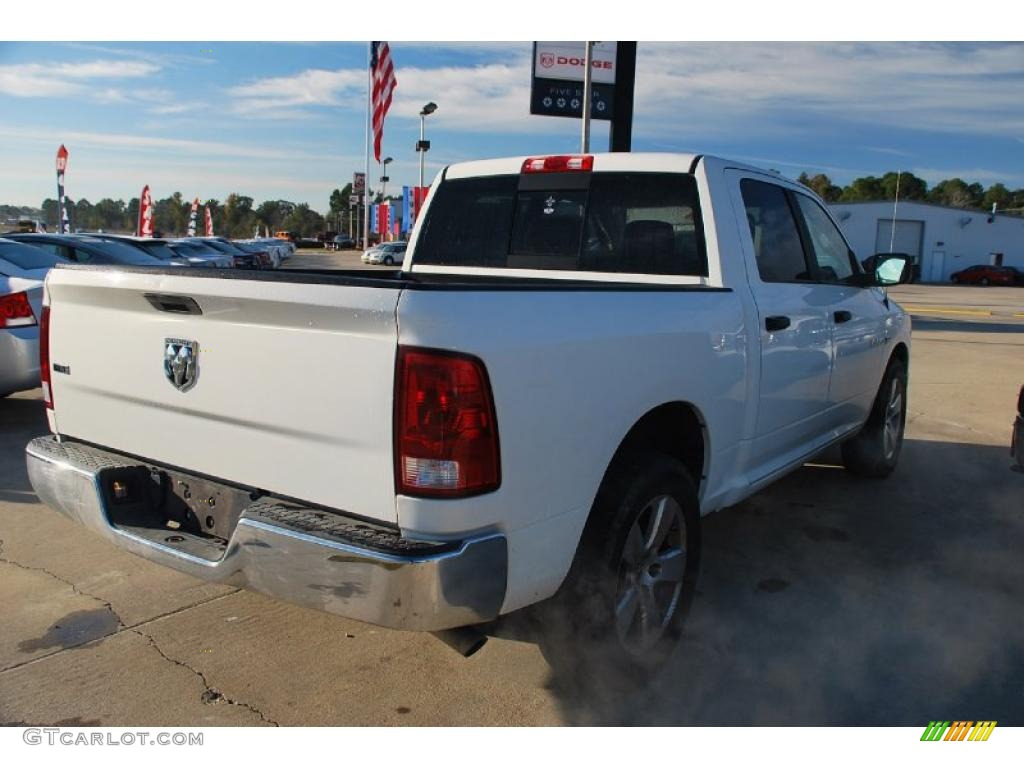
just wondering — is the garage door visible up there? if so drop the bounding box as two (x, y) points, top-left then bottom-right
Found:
(875, 218), (924, 280)
(875, 218), (923, 257)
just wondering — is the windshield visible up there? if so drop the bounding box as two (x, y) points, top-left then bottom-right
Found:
(78, 239), (162, 265)
(174, 242), (217, 256)
(134, 241), (180, 261)
(198, 239), (240, 255)
(415, 172), (707, 276)
(0, 239), (63, 269)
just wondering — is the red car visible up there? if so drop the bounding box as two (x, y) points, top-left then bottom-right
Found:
(950, 265), (1022, 286)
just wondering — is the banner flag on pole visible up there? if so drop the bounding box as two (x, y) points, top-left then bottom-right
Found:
(370, 42), (398, 163)
(55, 145), (70, 234)
(402, 186), (411, 233)
(412, 186), (429, 222)
(204, 205), (213, 237)
(187, 198), (199, 237)
(137, 185), (154, 237)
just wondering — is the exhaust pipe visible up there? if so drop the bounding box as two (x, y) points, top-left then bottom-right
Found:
(432, 627), (488, 658)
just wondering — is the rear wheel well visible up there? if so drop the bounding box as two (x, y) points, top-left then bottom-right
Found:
(606, 403), (707, 492)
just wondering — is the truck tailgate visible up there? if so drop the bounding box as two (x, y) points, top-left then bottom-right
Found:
(45, 267), (401, 524)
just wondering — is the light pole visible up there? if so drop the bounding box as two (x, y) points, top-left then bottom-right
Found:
(379, 157), (392, 240)
(417, 102), (437, 189)
(380, 156), (393, 200)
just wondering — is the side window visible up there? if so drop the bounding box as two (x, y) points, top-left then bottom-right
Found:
(740, 179), (810, 283)
(795, 195), (856, 282)
(68, 247), (92, 263)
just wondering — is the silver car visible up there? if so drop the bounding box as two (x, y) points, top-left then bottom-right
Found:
(0, 272), (44, 397)
(367, 242), (407, 266)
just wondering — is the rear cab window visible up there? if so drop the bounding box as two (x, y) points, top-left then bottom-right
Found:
(413, 170), (708, 279)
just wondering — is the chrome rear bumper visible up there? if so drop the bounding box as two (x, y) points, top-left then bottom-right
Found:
(26, 435), (507, 631)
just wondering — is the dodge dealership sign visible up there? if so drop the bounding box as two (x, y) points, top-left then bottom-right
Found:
(531, 41), (617, 120)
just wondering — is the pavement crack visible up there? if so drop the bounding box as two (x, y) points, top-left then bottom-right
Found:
(0, 538), (123, 628)
(130, 628), (279, 726)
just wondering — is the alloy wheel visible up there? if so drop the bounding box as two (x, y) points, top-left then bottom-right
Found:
(614, 494), (686, 656)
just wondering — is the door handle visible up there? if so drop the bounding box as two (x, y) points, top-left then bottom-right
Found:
(834, 310), (852, 324)
(765, 315), (791, 332)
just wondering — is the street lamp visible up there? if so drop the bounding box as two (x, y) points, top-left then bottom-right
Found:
(380, 156), (393, 200)
(417, 101), (437, 189)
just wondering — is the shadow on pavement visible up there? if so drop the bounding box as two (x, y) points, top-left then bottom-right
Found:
(493, 438), (1024, 725)
(0, 393), (47, 504)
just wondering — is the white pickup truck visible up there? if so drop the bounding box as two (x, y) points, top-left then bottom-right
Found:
(26, 153), (911, 674)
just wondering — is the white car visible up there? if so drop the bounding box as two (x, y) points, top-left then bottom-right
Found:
(367, 242), (407, 265)
(0, 272), (44, 396)
(26, 152), (912, 675)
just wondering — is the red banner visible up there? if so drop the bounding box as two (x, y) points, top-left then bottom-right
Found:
(204, 205), (213, 237)
(137, 185), (154, 237)
(412, 186), (429, 221)
(376, 203), (390, 237)
(56, 145), (70, 234)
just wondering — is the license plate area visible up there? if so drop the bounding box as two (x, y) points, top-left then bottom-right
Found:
(99, 465), (253, 542)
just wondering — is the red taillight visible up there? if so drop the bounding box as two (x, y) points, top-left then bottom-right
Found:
(395, 347), (500, 498)
(521, 155), (594, 173)
(39, 305), (52, 409)
(0, 291), (36, 329)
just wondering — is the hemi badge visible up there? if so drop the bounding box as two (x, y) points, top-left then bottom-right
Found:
(53, 364), (71, 375)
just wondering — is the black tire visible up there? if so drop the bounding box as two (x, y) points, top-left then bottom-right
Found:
(384, 256), (394, 265)
(539, 451), (701, 682)
(841, 358), (908, 478)
(980, 277), (990, 286)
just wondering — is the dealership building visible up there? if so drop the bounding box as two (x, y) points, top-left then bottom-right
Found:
(829, 201), (1024, 282)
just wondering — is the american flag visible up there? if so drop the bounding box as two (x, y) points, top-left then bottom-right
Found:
(370, 41), (397, 163)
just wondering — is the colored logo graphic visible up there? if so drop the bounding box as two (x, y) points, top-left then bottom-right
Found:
(920, 721), (997, 741)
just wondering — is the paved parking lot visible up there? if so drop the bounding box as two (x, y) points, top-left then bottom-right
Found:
(1, 285), (1021, 726)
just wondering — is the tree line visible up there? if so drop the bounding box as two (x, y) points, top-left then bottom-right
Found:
(32, 194), (330, 239)
(13, 171), (1021, 236)
(26, 184), (368, 238)
(797, 171), (1024, 212)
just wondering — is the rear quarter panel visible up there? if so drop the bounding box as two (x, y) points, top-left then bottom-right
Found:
(396, 287), (748, 611)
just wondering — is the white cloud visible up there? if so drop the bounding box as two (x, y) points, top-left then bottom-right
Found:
(227, 68), (365, 115)
(0, 59), (160, 98)
(220, 42), (1024, 146)
(630, 42), (1024, 141)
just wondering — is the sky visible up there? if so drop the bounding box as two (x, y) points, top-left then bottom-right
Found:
(0, 41), (1022, 214)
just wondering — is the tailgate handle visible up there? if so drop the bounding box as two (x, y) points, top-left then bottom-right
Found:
(144, 294), (202, 315)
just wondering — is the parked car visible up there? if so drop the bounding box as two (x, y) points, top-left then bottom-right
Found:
(361, 241), (405, 264)
(167, 240), (234, 269)
(229, 241), (277, 269)
(80, 234), (191, 267)
(25, 152), (913, 676)
(1013, 385), (1024, 471)
(190, 237), (273, 269)
(0, 272), (43, 397)
(330, 235), (356, 251)
(257, 237), (294, 260)
(0, 236), (67, 280)
(5, 233), (165, 268)
(950, 265), (1022, 286)
(367, 242), (407, 266)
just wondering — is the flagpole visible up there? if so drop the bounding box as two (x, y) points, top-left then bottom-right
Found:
(363, 42), (372, 252)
